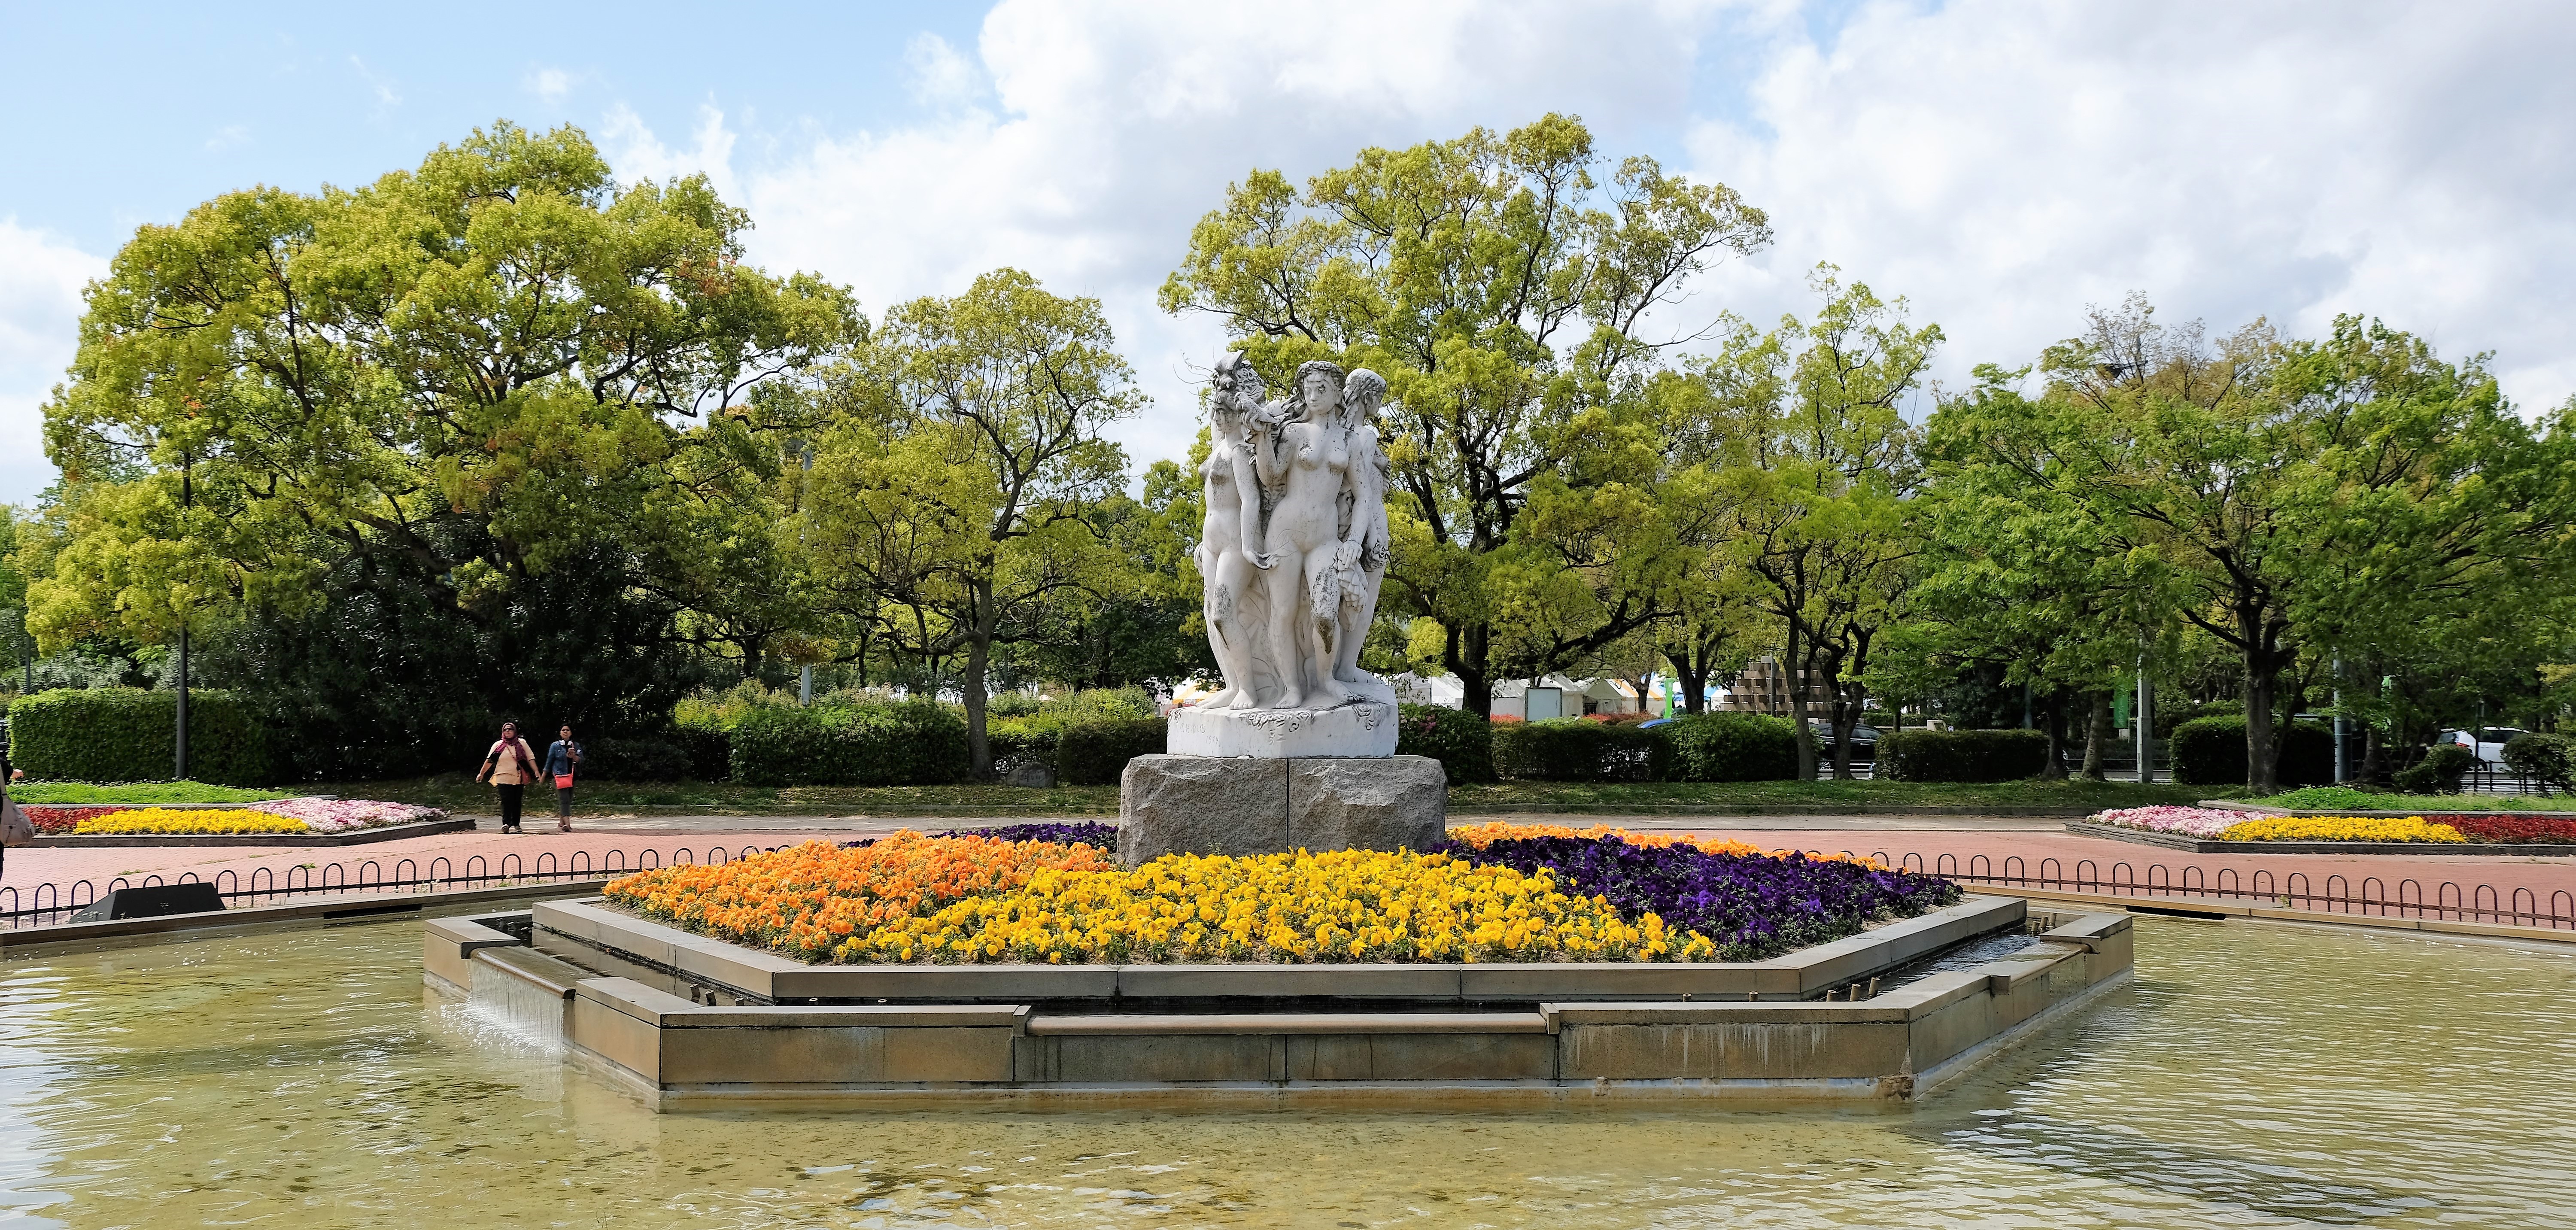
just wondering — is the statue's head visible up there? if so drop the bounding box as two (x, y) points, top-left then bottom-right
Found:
(1210, 354), (1262, 433)
(1294, 360), (1345, 419)
(1342, 368), (1388, 421)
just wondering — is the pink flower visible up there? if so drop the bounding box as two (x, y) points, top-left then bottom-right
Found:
(2092, 806), (2243, 838)
(249, 799), (447, 832)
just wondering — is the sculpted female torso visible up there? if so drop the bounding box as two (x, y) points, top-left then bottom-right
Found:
(1195, 355), (1275, 708)
(1258, 362), (1359, 709)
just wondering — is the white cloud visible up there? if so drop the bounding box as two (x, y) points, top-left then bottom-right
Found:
(600, 102), (741, 205)
(526, 66), (575, 103)
(608, 0), (1732, 472)
(902, 33), (981, 110)
(1683, 0), (2576, 416)
(348, 54), (401, 108)
(0, 219), (107, 504)
(203, 124), (249, 153)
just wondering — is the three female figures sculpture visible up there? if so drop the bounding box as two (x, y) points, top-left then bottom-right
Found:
(1194, 355), (1395, 716)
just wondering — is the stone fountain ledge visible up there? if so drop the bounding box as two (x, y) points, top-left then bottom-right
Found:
(424, 896), (2135, 1109)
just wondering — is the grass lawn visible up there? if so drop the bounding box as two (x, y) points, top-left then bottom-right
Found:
(43, 774), (2552, 818)
(1446, 777), (2231, 813)
(304, 777), (1129, 816)
(2244, 789), (2576, 813)
(275, 774), (2232, 816)
(4, 780), (296, 805)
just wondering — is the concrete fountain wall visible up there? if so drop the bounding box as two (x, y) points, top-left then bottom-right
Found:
(425, 896), (2132, 1110)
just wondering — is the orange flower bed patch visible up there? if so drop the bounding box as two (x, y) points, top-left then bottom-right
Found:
(603, 832), (1115, 960)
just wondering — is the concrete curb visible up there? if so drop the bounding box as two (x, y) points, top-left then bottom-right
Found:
(0, 878), (613, 951)
(1962, 882), (2576, 945)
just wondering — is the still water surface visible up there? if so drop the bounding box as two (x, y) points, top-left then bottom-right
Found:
(2, 914), (2572, 1228)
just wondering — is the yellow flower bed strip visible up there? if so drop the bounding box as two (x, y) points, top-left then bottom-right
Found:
(70, 809), (313, 836)
(835, 848), (1708, 966)
(2212, 815), (2467, 843)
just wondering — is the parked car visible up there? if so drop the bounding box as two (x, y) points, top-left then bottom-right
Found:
(2438, 727), (2526, 767)
(1809, 720), (1881, 762)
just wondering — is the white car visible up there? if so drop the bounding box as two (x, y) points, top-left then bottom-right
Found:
(2438, 727), (2525, 766)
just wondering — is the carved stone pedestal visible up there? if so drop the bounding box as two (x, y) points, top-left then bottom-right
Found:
(1166, 699), (1399, 758)
(1118, 753), (1446, 869)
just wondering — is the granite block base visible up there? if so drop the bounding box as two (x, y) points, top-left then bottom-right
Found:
(1118, 753), (1446, 868)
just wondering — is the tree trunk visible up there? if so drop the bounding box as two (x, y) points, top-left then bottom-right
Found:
(963, 584), (994, 779)
(2082, 691), (2111, 781)
(1454, 621), (1494, 718)
(2038, 689), (2069, 780)
(2360, 723), (2387, 787)
(1786, 621), (1815, 781)
(1668, 632), (1712, 716)
(2242, 627), (2281, 795)
(1825, 668), (1860, 781)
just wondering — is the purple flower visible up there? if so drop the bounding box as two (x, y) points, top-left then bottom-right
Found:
(1433, 834), (1961, 960)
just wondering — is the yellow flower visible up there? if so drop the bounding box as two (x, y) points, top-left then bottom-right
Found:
(72, 809), (308, 835)
(2215, 815), (2466, 843)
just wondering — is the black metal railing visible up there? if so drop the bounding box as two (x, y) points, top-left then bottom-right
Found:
(0, 844), (792, 930)
(1862, 850), (2576, 930)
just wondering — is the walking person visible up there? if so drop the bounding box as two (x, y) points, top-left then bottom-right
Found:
(476, 721), (539, 834)
(545, 725), (583, 833)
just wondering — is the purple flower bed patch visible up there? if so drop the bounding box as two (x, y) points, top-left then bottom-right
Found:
(1436, 835), (1963, 960)
(937, 821), (1121, 850)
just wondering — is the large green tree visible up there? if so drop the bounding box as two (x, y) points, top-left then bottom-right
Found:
(1938, 298), (2576, 791)
(34, 121), (854, 647)
(1161, 114), (1771, 714)
(800, 269), (1141, 776)
(30, 121), (857, 760)
(1710, 269), (1940, 778)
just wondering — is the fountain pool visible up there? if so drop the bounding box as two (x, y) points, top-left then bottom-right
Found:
(1, 913), (2572, 1227)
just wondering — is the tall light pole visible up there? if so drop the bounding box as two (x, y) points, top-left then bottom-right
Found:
(2134, 654), (2153, 784)
(174, 451), (192, 782)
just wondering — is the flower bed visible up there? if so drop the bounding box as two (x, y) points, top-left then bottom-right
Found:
(1432, 826), (1960, 958)
(2434, 813), (2576, 844)
(605, 825), (1963, 966)
(248, 798), (446, 831)
(609, 832), (1117, 960)
(71, 809), (312, 836)
(2089, 807), (2466, 844)
(21, 805), (128, 835)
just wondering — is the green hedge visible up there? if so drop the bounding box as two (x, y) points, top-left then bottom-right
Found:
(582, 734), (693, 782)
(1663, 712), (1802, 782)
(1055, 718), (1167, 786)
(1394, 704), (1497, 784)
(2502, 732), (2576, 793)
(1876, 728), (2048, 783)
(2169, 715), (2332, 787)
(5, 688), (273, 786)
(726, 700), (970, 787)
(2394, 742), (2476, 794)
(1491, 718), (1670, 782)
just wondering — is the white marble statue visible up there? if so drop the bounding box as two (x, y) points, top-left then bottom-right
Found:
(1172, 355), (1400, 757)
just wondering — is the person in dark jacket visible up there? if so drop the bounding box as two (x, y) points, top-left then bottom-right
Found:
(476, 721), (539, 834)
(545, 725), (583, 833)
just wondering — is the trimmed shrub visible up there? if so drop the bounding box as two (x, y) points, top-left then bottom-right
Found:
(1395, 704), (1497, 784)
(1054, 718), (1167, 786)
(2501, 732), (2576, 793)
(2169, 716), (2332, 787)
(726, 700), (970, 787)
(1491, 718), (1671, 782)
(1663, 712), (1802, 782)
(987, 716), (1059, 780)
(1876, 728), (2049, 783)
(2394, 743), (2476, 795)
(5, 688), (273, 786)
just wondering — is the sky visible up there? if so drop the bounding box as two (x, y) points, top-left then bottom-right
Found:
(5, 0), (2574, 507)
